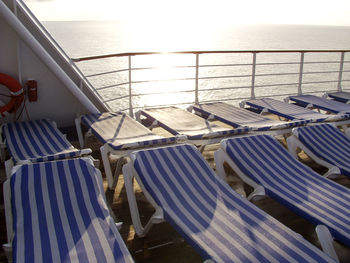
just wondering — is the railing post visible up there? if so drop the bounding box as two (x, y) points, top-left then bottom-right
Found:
(251, 53), (256, 99)
(128, 56), (134, 118)
(194, 53), (199, 104)
(337, 52), (345, 91)
(298, 52), (305, 95)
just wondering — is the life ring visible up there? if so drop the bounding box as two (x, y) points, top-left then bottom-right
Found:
(0, 73), (24, 115)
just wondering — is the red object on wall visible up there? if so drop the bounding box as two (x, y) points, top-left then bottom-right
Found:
(27, 80), (37, 102)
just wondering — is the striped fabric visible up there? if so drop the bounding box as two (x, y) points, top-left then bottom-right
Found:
(245, 98), (346, 122)
(222, 134), (350, 247)
(192, 102), (308, 131)
(140, 107), (250, 140)
(2, 119), (91, 163)
(327, 91), (350, 103)
(131, 144), (335, 262)
(81, 112), (177, 150)
(289, 94), (350, 114)
(9, 158), (134, 263)
(293, 123), (350, 177)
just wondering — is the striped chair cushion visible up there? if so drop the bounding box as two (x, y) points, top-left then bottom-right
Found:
(294, 123), (350, 177)
(10, 158), (133, 263)
(3, 119), (90, 163)
(132, 144), (335, 262)
(192, 102), (307, 131)
(222, 134), (350, 247)
(81, 112), (177, 150)
(289, 95), (350, 114)
(245, 98), (343, 122)
(141, 107), (250, 140)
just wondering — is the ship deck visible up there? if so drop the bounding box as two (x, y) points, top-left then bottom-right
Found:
(0, 124), (350, 262)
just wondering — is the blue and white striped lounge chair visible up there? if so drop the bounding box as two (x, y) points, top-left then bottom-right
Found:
(190, 102), (308, 134)
(138, 106), (250, 151)
(215, 134), (350, 257)
(287, 123), (350, 178)
(3, 158), (134, 263)
(76, 112), (178, 189)
(288, 94), (350, 115)
(243, 98), (347, 123)
(122, 144), (337, 262)
(1, 119), (91, 177)
(326, 91), (350, 103)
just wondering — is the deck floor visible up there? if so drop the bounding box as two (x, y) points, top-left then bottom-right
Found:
(0, 132), (350, 262)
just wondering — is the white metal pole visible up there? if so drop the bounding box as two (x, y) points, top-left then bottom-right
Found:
(128, 56), (134, 118)
(298, 52), (305, 95)
(195, 54), (199, 104)
(251, 53), (257, 99)
(337, 52), (345, 91)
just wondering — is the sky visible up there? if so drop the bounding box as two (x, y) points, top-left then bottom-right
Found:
(24, 0), (350, 26)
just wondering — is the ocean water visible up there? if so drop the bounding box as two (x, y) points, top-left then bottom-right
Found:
(43, 21), (350, 110)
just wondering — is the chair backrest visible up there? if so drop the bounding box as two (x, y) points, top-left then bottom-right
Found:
(245, 98), (338, 122)
(293, 123), (350, 176)
(221, 134), (350, 247)
(289, 95), (350, 114)
(130, 144), (335, 262)
(192, 102), (306, 131)
(141, 107), (249, 139)
(2, 119), (90, 163)
(81, 112), (176, 150)
(7, 158), (134, 263)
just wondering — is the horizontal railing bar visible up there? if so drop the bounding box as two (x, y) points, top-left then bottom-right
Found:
(72, 49), (350, 62)
(132, 89), (194, 97)
(130, 77), (195, 84)
(85, 68), (130, 78)
(96, 82), (129, 90)
(103, 94), (130, 103)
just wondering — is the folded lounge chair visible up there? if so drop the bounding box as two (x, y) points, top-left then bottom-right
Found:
(122, 143), (336, 262)
(0, 119), (92, 177)
(3, 158), (134, 263)
(288, 94), (350, 115)
(190, 102), (308, 134)
(75, 112), (178, 190)
(215, 134), (350, 257)
(243, 98), (348, 123)
(137, 106), (250, 151)
(287, 123), (350, 178)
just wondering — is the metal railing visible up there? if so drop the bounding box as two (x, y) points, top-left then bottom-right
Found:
(72, 50), (350, 117)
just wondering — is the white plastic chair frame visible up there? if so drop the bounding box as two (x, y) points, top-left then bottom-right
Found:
(286, 125), (342, 178)
(214, 143), (339, 261)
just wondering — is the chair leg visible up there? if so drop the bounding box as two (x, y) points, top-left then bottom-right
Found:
(316, 225), (339, 262)
(214, 149), (227, 181)
(286, 135), (299, 159)
(5, 158), (14, 178)
(100, 144), (114, 190)
(75, 117), (85, 148)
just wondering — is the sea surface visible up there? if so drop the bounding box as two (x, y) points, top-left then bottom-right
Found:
(43, 21), (350, 110)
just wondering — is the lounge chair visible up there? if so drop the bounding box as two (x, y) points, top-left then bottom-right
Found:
(3, 158), (134, 263)
(215, 134), (350, 255)
(190, 102), (308, 134)
(326, 91), (350, 103)
(137, 106), (250, 151)
(243, 97), (348, 123)
(75, 111), (178, 190)
(0, 119), (92, 177)
(288, 94), (350, 114)
(122, 143), (337, 262)
(287, 123), (350, 178)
